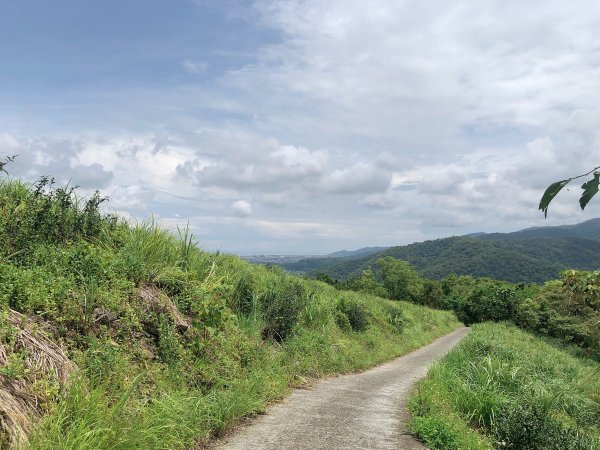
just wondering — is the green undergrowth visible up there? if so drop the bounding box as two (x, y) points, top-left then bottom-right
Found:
(0, 178), (461, 449)
(410, 323), (600, 450)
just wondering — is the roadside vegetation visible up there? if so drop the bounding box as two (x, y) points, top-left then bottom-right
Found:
(314, 250), (600, 448)
(316, 258), (600, 361)
(410, 323), (600, 449)
(0, 168), (460, 449)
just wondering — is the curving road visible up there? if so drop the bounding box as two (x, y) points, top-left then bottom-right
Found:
(216, 327), (469, 450)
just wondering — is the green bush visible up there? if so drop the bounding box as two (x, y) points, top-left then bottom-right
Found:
(377, 257), (423, 301)
(457, 282), (518, 325)
(337, 298), (369, 332)
(334, 309), (352, 332)
(510, 272), (600, 360)
(493, 401), (596, 450)
(301, 292), (332, 329)
(231, 272), (256, 317)
(0, 178), (117, 254)
(261, 277), (306, 341)
(158, 317), (183, 366)
(418, 279), (445, 308)
(438, 294), (462, 311)
(387, 309), (406, 333)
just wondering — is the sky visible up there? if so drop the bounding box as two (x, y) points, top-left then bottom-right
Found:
(2, 0), (600, 254)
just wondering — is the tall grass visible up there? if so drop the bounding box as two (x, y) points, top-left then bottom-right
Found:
(410, 323), (600, 449)
(0, 176), (462, 448)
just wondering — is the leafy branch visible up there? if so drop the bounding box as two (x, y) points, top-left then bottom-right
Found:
(539, 165), (600, 218)
(0, 155), (17, 174)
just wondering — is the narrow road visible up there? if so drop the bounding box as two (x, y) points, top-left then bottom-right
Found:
(217, 327), (469, 450)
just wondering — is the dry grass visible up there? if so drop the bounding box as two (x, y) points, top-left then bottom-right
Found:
(137, 285), (191, 333)
(0, 309), (75, 448)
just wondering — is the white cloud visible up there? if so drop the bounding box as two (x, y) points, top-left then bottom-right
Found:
(260, 192), (289, 208)
(250, 219), (353, 238)
(321, 162), (390, 194)
(231, 200), (253, 217)
(232, 0), (600, 160)
(360, 190), (401, 209)
(0, 133), (19, 151)
(270, 145), (327, 177)
(4, 1), (600, 252)
(109, 185), (154, 210)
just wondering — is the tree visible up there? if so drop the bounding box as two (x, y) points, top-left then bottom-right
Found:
(376, 257), (422, 301)
(347, 267), (388, 297)
(539, 165), (600, 217)
(457, 282), (518, 325)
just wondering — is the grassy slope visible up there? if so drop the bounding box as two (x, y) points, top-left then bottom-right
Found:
(410, 323), (600, 450)
(0, 179), (461, 449)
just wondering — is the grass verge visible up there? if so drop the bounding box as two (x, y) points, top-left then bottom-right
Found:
(410, 322), (600, 450)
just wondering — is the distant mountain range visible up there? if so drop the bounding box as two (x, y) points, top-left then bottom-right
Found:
(328, 246), (389, 259)
(281, 219), (600, 284)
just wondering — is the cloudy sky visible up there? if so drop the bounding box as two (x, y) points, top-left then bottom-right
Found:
(2, 0), (600, 254)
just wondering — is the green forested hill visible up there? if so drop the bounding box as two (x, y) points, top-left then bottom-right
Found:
(475, 218), (600, 241)
(283, 220), (600, 283)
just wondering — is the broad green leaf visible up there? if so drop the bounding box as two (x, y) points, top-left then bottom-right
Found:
(539, 179), (571, 218)
(579, 172), (600, 210)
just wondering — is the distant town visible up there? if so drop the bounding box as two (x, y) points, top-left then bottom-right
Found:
(240, 254), (323, 265)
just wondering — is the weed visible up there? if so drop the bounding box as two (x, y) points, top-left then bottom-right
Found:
(261, 277), (306, 341)
(231, 271), (256, 316)
(337, 297), (369, 332)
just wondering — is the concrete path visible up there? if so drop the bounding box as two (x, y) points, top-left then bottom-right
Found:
(216, 327), (469, 450)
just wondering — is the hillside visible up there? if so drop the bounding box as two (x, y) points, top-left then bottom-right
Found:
(283, 220), (600, 283)
(328, 246), (389, 259)
(476, 218), (600, 241)
(0, 175), (460, 449)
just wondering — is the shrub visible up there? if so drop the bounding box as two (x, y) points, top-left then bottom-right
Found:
(337, 298), (369, 332)
(418, 279), (445, 308)
(231, 272), (256, 317)
(493, 401), (596, 450)
(261, 277), (306, 341)
(158, 317), (183, 366)
(301, 292), (332, 329)
(386, 306), (407, 333)
(377, 257), (423, 301)
(0, 178), (117, 254)
(411, 323), (600, 450)
(345, 267), (388, 298)
(457, 282), (518, 325)
(514, 273), (600, 360)
(438, 294), (463, 311)
(334, 310), (352, 332)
